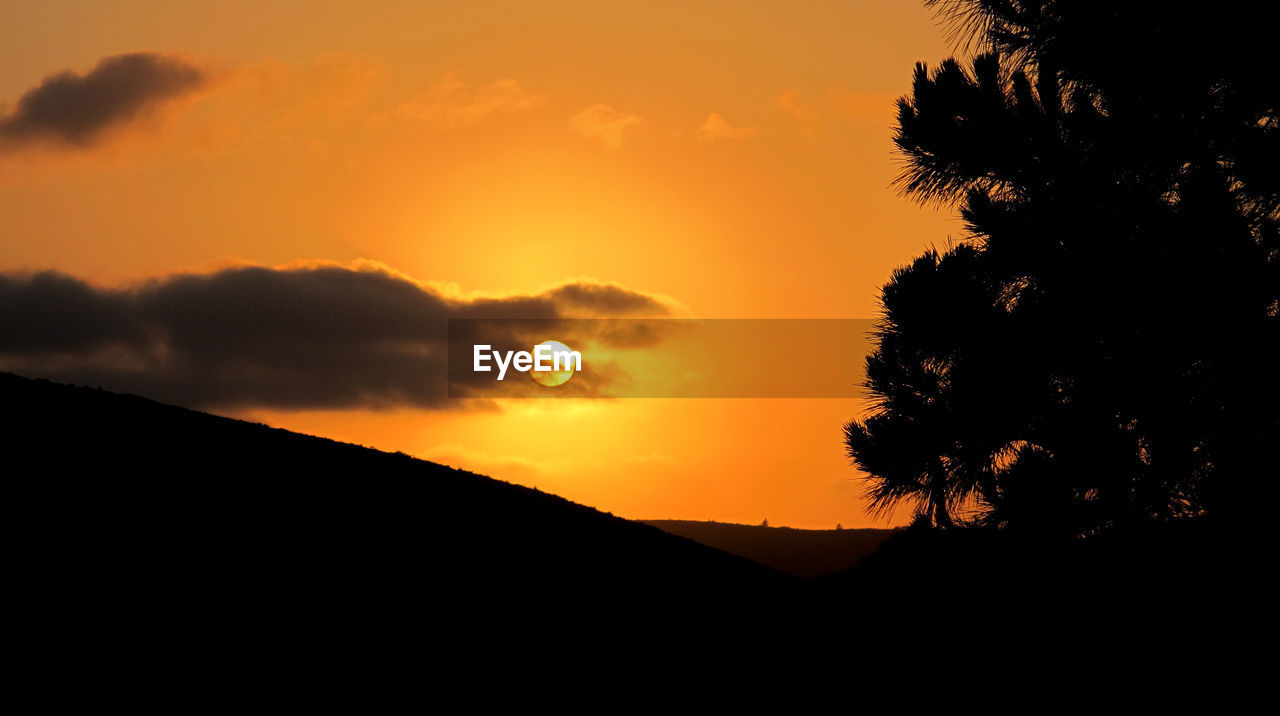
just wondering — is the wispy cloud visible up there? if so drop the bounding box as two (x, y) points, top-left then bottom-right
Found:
(240, 53), (383, 124)
(423, 443), (563, 483)
(778, 87), (896, 131)
(696, 112), (756, 142)
(570, 103), (644, 148)
(777, 89), (818, 129)
(396, 74), (544, 127)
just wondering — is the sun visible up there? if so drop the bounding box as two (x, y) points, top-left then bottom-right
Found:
(530, 340), (577, 387)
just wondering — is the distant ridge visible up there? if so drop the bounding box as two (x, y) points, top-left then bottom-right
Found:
(643, 520), (893, 577)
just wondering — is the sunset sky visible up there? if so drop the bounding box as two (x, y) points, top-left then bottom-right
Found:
(1, 1), (956, 528)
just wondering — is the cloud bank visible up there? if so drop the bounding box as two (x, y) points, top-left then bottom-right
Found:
(0, 52), (207, 149)
(0, 264), (673, 410)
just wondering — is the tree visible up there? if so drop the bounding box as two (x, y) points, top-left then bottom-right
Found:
(846, 1), (1278, 536)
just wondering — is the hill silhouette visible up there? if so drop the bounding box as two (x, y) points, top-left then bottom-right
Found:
(3, 371), (811, 687)
(2, 371), (783, 587)
(643, 520), (892, 577)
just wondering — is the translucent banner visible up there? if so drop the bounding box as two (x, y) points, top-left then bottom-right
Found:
(447, 319), (874, 399)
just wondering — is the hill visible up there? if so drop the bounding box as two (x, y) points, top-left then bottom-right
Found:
(643, 520), (892, 577)
(2, 371), (807, 683)
(2, 371), (782, 587)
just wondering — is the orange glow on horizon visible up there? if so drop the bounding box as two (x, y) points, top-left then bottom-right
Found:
(1, 0), (955, 528)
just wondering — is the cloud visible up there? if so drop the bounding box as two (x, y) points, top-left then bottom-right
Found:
(240, 54), (383, 125)
(696, 113), (756, 142)
(421, 444), (557, 485)
(541, 280), (677, 315)
(777, 90), (816, 127)
(0, 264), (674, 410)
(395, 75), (543, 127)
(570, 103), (644, 148)
(0, 52), (207, 150)
(778, 87), (895, 131)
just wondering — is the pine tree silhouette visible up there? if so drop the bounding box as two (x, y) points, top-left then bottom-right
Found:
(846, 1), (1278, 536)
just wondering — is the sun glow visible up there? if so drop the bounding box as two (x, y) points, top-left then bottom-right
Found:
(530, 340), (577, 387)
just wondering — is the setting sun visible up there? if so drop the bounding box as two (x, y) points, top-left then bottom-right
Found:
(530, 340), (577, 387)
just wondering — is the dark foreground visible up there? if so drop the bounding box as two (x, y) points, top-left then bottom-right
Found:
(2, 372), (1258, 692)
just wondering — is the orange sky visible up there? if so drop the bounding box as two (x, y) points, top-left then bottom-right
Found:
(0, 1), (955, 527)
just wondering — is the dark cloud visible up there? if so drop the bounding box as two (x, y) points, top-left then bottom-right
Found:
(0, 265), (669, 410)
(0, 52), (206, 148)
(543, 282), (672, 316)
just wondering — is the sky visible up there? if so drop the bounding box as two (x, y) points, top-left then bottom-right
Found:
(0, 0), (956, 528)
